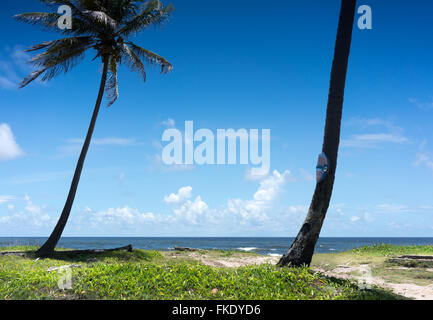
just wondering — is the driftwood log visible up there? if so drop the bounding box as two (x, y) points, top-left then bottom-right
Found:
(0, 251), (25, 257)
(397, 255), (433, 260)
(0, 244), (133, 258)
(54, 244), (133, 255)
(174, 245), (199, 252)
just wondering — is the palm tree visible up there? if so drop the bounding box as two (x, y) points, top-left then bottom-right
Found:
(15, 0), (174, 257)
(278, 0), (357, 267)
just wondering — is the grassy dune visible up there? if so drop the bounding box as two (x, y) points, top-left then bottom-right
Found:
(0, 245), (408, 300)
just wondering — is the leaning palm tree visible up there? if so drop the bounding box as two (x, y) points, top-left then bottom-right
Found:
(278, 0), (357, 267)
(15, 0), (173, 257)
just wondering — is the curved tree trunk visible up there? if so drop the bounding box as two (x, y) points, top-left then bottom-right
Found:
(36, 56), (110, 257)
(278, 0), (357, 267)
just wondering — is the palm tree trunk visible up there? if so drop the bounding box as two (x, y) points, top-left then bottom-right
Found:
(278, 0), (357, 267)
(36, 56), (109, 257)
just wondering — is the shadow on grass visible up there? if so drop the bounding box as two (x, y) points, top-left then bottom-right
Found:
(323, 275), (410, 300)
(51, 249), (161, 263)
(8, 247), (162, 263)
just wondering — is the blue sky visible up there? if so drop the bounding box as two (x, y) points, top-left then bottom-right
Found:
(1, 0), (433, 237)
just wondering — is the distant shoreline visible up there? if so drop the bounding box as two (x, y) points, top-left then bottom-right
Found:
(1, 237), (433, 256)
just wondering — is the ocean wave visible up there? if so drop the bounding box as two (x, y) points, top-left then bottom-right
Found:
(267, 253), (281, 257)
(237, 247), (259, 251)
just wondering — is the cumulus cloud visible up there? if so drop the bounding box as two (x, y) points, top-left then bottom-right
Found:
(0, 123), (23, 160)
(68, 170), (294, 234)
(0, 170), (301, 235)
(164, 186), (192, 204)
(0, 195), (52, 232)
(224, 170), (292, 225)
(172, 196), (209, 225)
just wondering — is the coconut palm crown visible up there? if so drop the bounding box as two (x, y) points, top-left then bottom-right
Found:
(15, 0), (173, 257)
(16, 0), (173, 106)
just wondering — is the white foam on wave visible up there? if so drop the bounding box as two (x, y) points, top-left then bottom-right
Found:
(237, 247), (259, 251)
(267, 253), (281, 257)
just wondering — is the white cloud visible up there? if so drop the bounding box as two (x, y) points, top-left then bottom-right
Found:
(0, 170), (71, 184)
(0, 46), (32, 90)
(68, 169), (294, 233)
(0, 195), (51, 231)
(92, 206), (156, 225)
(161, 118), (175, 127)
(67, 137), (136, 146)
(350, 216), (360, 223)
(377, 203), (433, 214)
(0, 123), (23, 160)
(253, 170), (291, 202)
(0, 195), (15, 204)
(225, 170), (292, 224)
(149, 153), (195, 172)
(164, 186), (192, 204)
(409, 98), (433, 111)
(341, 133), (408, 148)
(0, 170), (301, 235)
(289, 205), (308, 214)
(414, 152), (433, 173)
(348, 212), (373, 224)
(341, 118), (408, 148)
(245, 167), (268, 181)
(58, 137), (138, 156)
(173, 196), (209, 225)
(23, 195), (50, 225)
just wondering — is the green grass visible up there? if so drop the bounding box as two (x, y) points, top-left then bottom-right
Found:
(312, 244), (433, 289)
(0, 246), (400, 300)
(350, 244), (433, 257)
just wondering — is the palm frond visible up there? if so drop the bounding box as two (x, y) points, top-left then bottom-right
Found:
(17, 0), (174, 107)
(81, 10), (117, 33)
(105, 54), (120, 107)
(117, 0), (174, 37)
(79, 0), (141, 23)
(13, 12), (98, 36)
(20, 36), (95, 88)
(39, 0), (113, 36)
(120, 43), (146, 82)
(127, 41), (172, 73)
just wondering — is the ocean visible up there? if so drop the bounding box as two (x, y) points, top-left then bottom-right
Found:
(1, 237), (433, 256)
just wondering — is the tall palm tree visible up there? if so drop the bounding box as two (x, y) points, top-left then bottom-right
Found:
(15, 0), (173, 257)
(278, 0), (357, 267)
